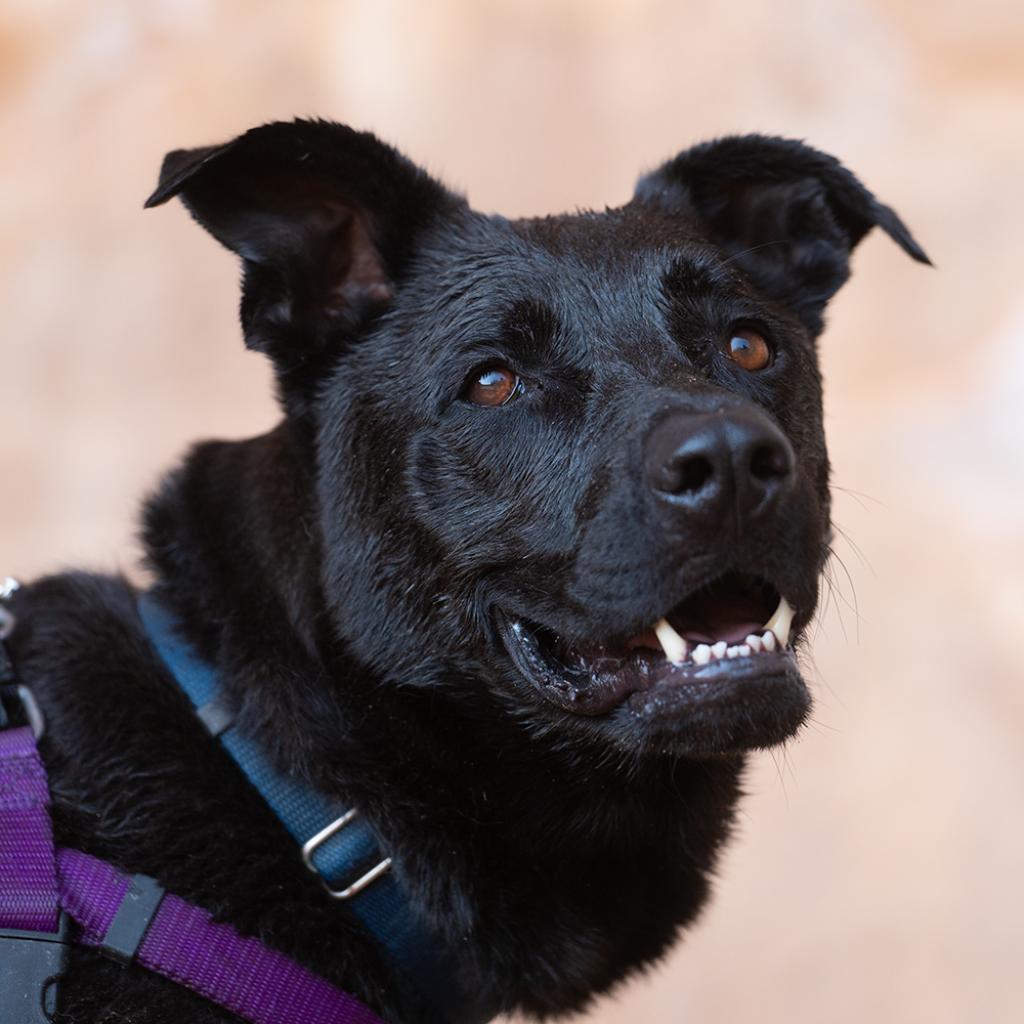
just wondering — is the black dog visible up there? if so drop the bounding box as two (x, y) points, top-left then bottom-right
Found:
(4, 121), (928, 1023)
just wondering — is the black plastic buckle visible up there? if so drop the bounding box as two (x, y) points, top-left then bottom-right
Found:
(0, 913), (70, 1023)
(98, 873), (165, 966)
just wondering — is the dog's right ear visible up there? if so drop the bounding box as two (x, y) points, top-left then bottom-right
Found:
(145, 120), (463, 416)
(635, 135), (931, 334)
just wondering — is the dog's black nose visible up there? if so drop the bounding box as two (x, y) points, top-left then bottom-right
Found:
(644, 409), (794, 520)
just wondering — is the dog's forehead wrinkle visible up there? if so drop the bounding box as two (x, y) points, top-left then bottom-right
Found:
(661, 248), (739, 296)
(403, 210), (714, 373)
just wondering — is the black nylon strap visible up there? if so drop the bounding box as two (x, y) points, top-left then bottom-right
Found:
(100, 873), (165, 965)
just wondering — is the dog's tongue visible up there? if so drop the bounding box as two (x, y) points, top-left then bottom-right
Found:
(672, 620), (763, 645)
(625, 587), (770, 651)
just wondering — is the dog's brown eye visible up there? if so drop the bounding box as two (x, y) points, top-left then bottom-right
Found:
(464, 364), (522, 407)
(725, 329), (772, 372)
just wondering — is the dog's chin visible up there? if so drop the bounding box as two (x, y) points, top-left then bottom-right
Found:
(495, 570), (812, 756)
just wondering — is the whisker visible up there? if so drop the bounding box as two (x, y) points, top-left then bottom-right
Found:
(831, 521), (874, 576)
(813, 566), (838, 643)
(719, 238), (790, 268)
(800, 646), (845, 711)
(825, 545), (862, 643)
(768, 749), (790, 805)
(803, 714), (841, 738)
(831, 483), (887, 511)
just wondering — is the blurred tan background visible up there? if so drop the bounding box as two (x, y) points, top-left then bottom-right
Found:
(1, 2), (1022, 1022)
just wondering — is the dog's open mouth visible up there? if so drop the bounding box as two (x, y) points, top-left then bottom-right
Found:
(497, 571), (800, 720)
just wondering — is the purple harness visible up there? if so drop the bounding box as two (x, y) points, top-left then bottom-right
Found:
(0, 614), (383, 1022)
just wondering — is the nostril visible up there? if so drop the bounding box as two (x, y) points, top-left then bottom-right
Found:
(645, 410), (793, 516)
(660, 454), (715, 496)
(677, 454), (715, 493)
(750, 443), (791, 482)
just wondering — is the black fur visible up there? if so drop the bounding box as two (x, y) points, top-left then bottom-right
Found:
(5, 121), (929, 1023)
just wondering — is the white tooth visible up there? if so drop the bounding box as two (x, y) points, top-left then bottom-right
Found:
(653, 618), (688, 664)
(745, 634), (762, 653)
(711, 641), (728, 660)
(726, 646), (741, 658)
(761, 630), (777, 652)
(692, 644), (711, 666)
(737, 644), (751, 657)
(763, 596), (795, 648)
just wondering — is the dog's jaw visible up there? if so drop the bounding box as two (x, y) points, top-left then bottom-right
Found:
(490, 568), (811, 755)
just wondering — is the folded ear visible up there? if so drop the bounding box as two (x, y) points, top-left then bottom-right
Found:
(145, 119), (463, 416)
(635, 135), (930, 333)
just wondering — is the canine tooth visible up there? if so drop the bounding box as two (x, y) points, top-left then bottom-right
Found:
(692, 644), (711, 666)
(763, 597), (795, 648)
(653, 618), (688, 664)
(761, 630), (776, 652)
(745, 634), (762, 653)
(711, 641), (727, 660)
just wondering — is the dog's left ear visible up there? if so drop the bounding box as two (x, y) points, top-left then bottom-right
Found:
(145, 119), (464, 416)
(635, 135), (931, 332)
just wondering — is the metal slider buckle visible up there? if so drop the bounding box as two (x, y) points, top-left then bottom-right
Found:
(300, 808), (392, 900)
(0, 684), (45, 740)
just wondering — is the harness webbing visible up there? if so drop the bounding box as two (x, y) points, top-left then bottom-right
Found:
(137, 595), (476, 1023)
(0, 726), (58, 933)
(61, 847), (381, 1024)
(0, 721), (383, 1024)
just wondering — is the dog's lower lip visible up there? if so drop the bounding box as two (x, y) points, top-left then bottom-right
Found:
(494, 584), (798, 719)
(501, 617), (641, 715)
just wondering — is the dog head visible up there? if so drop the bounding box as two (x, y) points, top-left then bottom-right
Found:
(147, 121), (927, 760)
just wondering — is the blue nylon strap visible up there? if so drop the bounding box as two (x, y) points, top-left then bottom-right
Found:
(137, 595), (476, 1024)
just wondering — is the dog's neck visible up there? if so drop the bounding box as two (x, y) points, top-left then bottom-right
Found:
(142, 421), (325, 657)
(141, 422), (744, 1017)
